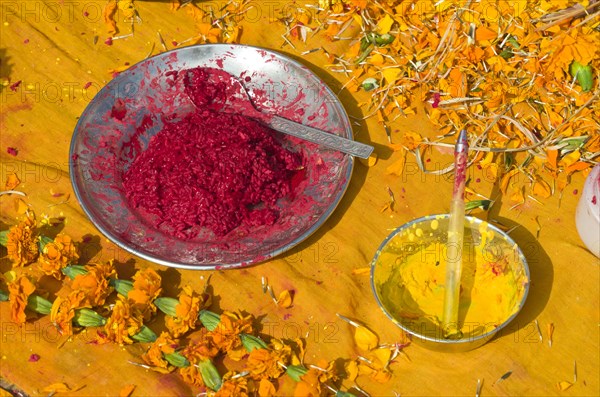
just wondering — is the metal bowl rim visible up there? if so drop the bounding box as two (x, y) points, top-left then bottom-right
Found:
(69, 43), (355, 270)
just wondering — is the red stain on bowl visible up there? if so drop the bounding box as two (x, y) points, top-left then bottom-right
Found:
(111, 98), (127, 120)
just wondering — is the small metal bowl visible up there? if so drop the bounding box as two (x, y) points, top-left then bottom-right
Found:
(371, 214), (530, 352)
(70, 44), (354, 269)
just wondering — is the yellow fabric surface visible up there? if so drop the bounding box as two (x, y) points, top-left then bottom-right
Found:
(0, 1), (598, 395)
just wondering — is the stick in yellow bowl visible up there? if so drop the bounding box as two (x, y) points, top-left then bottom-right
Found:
(442, 129), (469, 339)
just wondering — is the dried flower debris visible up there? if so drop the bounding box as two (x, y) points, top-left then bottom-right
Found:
(273, 0), (599, 201)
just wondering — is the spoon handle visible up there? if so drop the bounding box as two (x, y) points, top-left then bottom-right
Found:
(267, 116), (374, 159)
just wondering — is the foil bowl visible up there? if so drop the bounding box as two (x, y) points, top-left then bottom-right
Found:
(70, 44), (354, 269)
(371, 215), (530, 352)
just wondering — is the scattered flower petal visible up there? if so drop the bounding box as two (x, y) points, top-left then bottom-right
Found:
(557, 381), (573, 391)
(42, 382), (71, 393)
(119, 384), (136, 397)
(277, 290), (293, 308)
(5, 173), (20, 190)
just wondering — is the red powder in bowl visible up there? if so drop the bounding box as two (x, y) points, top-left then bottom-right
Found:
(123, 111), (303, 238)
(122, 97), (303, 239)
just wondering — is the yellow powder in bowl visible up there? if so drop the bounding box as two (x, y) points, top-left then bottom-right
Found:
(373, 216), (529, 340)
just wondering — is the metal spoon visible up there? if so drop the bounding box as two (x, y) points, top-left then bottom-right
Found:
(183, 67), (374, 159)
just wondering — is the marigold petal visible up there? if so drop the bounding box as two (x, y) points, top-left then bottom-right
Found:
(258, 378), (276, 397)
(354, 325), (379, 351)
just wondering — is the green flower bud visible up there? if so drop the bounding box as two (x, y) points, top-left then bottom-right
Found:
(198, 310), (220, 331)
(361, 77), (379, 92)
(240, 334), (268, 352)
(465, 200), (492, 212)
(570, 60), (593, 92)
(131, 325), (158, 343)
(499, 49), (513, 59)
(38, 235), (53, 252)
(73, 308), (106, 327)
(286, 365), (309, 382)
(26, 295), (52, 315)
(164, 352), (190, 368)
(0, 230), (9, 247)
(559, 136), (589, 153)
(0, 289), (8, 302)
(62, 265), (88, 280)
(197, 359), (222, 391)
(155, 297), (179, 317)
(375, 33), (394, 45)
(110, 279), (133, 297)
(336, 392), (357, 397)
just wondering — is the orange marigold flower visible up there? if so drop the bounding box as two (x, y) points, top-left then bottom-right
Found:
(104, 297), (143, 345)
(178, 332), (219, 387)
(38, 234), (79, 279)
(210, 311), (253, 354)
(214, 374), (249, 397)
(294, 360), (337, 397)
(165, 286), (203, 337)
(132, 268), (162, 296)
(90, 259), (117, 279)
(70, 262), (115, 307)
(294, 368), (321, 397)
(185, 332), (219, 360)
(128, 268), (162, 321)
(6, 216), (38, 267)
(8, 274), (36, 324)
(257, 378), (277, 397)
(246, 344), (290, 379)
(178, 365), (205, 388)
(50, 291), (85, 336)
(142, 331), (178, 369)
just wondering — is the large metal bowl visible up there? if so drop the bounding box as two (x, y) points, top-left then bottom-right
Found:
(70, 44), (354, 269)
(371, 215), (530, 352)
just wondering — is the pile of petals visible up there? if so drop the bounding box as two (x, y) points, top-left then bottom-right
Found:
(273, 0), (599, 204)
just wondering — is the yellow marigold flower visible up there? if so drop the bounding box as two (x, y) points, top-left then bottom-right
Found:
(210, 311), (253, 353)
(70, 262), (115, 307)
(6, 216), (38, 267)
(50, 291), (85, 336)
(214, 375), (248, 397)
(142, 331), (178, 369)
(38, 234), (79, 279)
(8, 274), (36, 324)
(128, 268), (162, 321)
(165, 286), (202, 338)
(104, 297), (143, 345)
